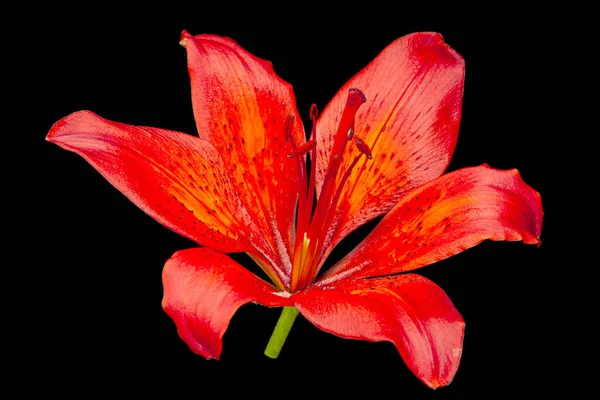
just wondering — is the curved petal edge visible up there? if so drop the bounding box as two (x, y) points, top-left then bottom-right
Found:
(46, 110), (254, 253)
(315, 32), (465, 251)
(293, 273), (464, 388)
(162, 247), (292, 359)
(181, 31), (307, 284)
(323, 164), (543, 281)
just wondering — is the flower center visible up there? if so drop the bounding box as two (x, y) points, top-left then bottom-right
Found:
(287, 88), (371, 292)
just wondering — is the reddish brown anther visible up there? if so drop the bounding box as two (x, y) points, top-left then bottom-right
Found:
(355, 137), (373, 159)
(284, 114), (295, 142)
(310, 104), (319, 122)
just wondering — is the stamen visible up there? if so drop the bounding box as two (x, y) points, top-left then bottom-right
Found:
(299, 232), (311, 271)
(282, 113), (308, 245)
(310, 104), (319, 126)
(314, 135), (374, 268)
(291, 88), (367, 292)
(306, 104), (319, 218)
(324, 88), (366, 175)
(317, 153), (364, 253)
(290, 105), (319, 290)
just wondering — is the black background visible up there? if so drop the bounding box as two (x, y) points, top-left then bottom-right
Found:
(26, 7), (559, 399)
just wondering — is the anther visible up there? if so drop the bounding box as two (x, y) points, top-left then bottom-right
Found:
(310, 104), (319, 122)
(355, 137), (373, 159)
(284, 114), (295, 142)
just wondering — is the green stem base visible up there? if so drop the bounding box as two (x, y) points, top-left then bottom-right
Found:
(264, 306), (299, 359)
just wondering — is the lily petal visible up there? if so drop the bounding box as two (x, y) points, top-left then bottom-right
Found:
(182, 31), (305, 285)
(322, 165), (543, 281)
(316, 32), (464, 249)
(47, 111), (253, 253)
(162, 247), (292, 360)
(293, 274), (464, 388)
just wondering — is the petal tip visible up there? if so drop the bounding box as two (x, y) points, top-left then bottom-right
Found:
(46, 113), (75, 144)
(162, 301), (224, 361)
(424, 377), (453, 390)
(507, 167), (544, 238)
(46, 110), (100, 145)
(413, 31), (465, 69)
(420, 31), (445, 43)
(179, 30), (192, 48)
(46, 116), (67, 143)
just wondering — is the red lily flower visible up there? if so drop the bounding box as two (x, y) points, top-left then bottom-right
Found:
(46, 31), (543, 388)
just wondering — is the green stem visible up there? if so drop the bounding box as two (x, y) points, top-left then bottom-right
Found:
(264, 306), (299, 359)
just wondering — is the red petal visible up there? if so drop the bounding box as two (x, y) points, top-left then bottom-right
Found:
(322, 165), (543, 281)
(316, 32), (464, 250)
(182, 32), (305, 285)
(162, 247), (292, 359)
(47, 111), (253, 253)
(293, 274), (464, 388)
